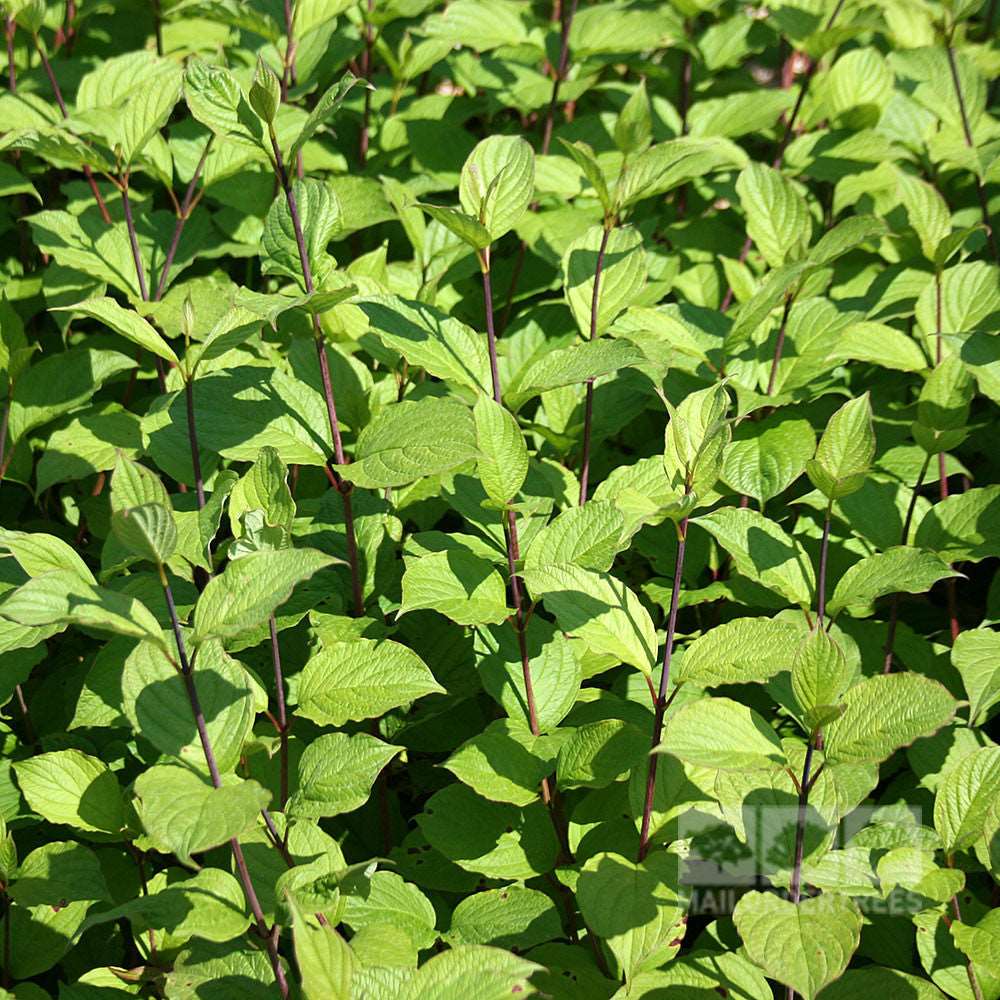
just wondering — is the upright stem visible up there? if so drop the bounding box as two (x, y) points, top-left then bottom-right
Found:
(159, 574), (288, 997)
(121, 172), (149, 302)
(268, 129), (364, 616)
(578, 223), (613, 505)
(766, 294), (795, 396)
(358, 0), (375, 167)
(0, 391), (9, 480)
(947, 855), (987, 1000)
(121, 172), (167, 393)
(816, 502), (832, 630)
(945, 42), (998, 262)
(280, 0), (303, 178)
(184, 378), (205, 508)
(540, 0), (579, 156)
(268, 615), (290, 808)
(719, 0), (846, 313)
(883, 452), (931, 672)
(481, 260), (571, 858)
(787, 740), (815, 905)
(638, 513), (689, 861)
(499, 0), (579, 331)
(783, 735), (818, 1000)
(931, 268), (962, 641)
(152, 0), (163, 56)
(33, 34), (111, 224)
(5, 17), (15, 92)
(153, 136), (212, 302)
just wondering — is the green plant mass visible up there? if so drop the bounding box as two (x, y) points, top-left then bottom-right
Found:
(0, 0), (999, 995)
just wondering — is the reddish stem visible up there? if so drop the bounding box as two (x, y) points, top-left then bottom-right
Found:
(638, 514), (689, 861)
(578, 224), (612, 505)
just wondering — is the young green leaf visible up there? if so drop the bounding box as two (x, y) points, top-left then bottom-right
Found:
(806, 394), (875, 500)
(733, 891), (862, 999)
(473, 396), (528, 505)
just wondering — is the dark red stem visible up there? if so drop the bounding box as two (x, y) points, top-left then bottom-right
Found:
(578, 224), (612, 504)
(269, 128), (363, 616)
(766, 293), (794, 396)
(34, 34), (111, 223)
(154, 136), (213, 302)
(945, 43), (998, 261)
(638, 514), (689, 861)
(160, 578), (288, 996)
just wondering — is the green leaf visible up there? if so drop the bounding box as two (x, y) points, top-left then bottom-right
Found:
(341, 869), (437, 953)
(443, 719), (555, 807)
(419, 784), (559, 880)
(693, 507), (815, 607)
(933, 747), (1000, 854)
(122, 638), (256, 776)
(657, 696), (786, 770)
(400, 549), (508, 626)
(52, 297), (179, 364)
(827, 546), (958, 617)
(459, 135), (534, 241)
(288, 733), (402, 819)
(184, 58), (265, 150)
(830, 321), (929, 373)
(615, 136), (748, 211)
(825, 674), (958, 764)
(556, 719), (647, 790)
(720, 417), (816, 505)
(133, 765), (270, 866)
(614, 79), (652, 155)
(358, 294), (492, 394)
(558, 139), (611, 215)
(118, 60), (183, 165)
(897, 171), (952, 262)
(82, 867), (252, 946)
(522, 563), (658, 676)
(577, 851), (687, 980)
(111, 502), (178, 565)
(337, 397), (477, 489)
(563, 225), (646, 338)
(677, 617), (801, 687)
(806, 394), (875, 500)
(505, 337), (647, 410)
(297, 638), (444, 727)
(523, 501), (625, 573)
(805, 216), (885, 268)
(262, 179), (341, 288)
(248, 56), (281, 125)
(14, 750), (124, 835)
(228, 445), (295, 542)
(0, 528), (95, 585)
(473, 396), (528, 505)
(952, 912), (1000, 981)
(0, 570), (165, 648)
(733, 891), (862, 1000)
(791, 629), (852, 730)
(447, 886), (562, 949)
(111, 452), (172, 513)
(663, 382), (731, 497)
(288, 892), (356, 1000)
(191, 547), (336, 643)
(914, 486), (1000, 563)
(952, 629), (1000, 726)
(735, 162), (811, 269)
(416, 203), (493, 251)
(188, 305), (266, 373)
(396, 945), (542, 1000)
(288, 72), (361, 163)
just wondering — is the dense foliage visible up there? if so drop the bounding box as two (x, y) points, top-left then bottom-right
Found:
(0, 0), (999, 996)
